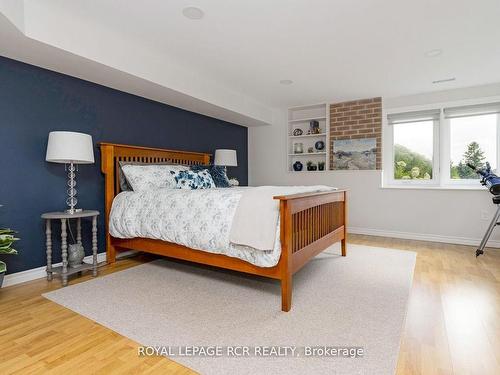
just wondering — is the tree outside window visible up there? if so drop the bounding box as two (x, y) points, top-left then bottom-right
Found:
(450, 141), (485, 179)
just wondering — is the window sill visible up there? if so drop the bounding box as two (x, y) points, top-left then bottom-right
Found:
(380, 184), (485, 191)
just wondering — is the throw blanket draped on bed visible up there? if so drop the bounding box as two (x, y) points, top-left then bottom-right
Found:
(109, 186), (335, 266)
(229, 186), (335, 251)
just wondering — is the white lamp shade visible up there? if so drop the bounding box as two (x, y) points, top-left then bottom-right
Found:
(214, 149), (237, 166)
(46, 131), (95, 164)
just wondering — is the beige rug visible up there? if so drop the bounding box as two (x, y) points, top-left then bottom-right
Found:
(43, 243), (416, 375)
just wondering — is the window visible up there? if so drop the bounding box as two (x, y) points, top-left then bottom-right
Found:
(387, 109), (440, 185)
(384, 101), (500, 188)
(444, 103), (500, 184)
(449, 114), (497, 179)
(393, 121), (434, 180)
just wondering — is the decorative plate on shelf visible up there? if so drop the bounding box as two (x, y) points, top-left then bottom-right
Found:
(292, 129), (303, 136)
(315, 140), (325, 151)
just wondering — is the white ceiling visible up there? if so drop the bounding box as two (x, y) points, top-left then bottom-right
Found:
(2, 0), (500, 119)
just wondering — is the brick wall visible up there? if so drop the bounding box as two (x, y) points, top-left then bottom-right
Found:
(329, 97), (382, 170)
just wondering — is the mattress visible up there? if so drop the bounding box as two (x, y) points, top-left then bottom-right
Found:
(109, 188), (282, 267)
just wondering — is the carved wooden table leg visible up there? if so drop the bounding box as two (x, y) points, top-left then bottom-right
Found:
(92, 215), (98, 277)
(45, 219), (52, 281)
(61, 219), (68, 286)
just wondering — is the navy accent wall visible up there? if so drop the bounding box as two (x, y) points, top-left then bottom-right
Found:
(0, 56), (248, 274)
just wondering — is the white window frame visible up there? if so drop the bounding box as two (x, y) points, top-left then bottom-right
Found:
(441, 113), (500, 186)
(382, 96), (500, 189)
(385, 118), (440, 186)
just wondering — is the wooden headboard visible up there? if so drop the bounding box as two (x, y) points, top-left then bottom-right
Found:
(99, 142), (211, 249)
(100, 143), (210, 196)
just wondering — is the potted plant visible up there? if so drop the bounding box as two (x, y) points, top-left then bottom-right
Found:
(306, 161), (317, 171)
(0, 227), (19, 287)
(318, 161), (325, 171)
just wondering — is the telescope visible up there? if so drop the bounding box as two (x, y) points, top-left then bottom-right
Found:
(467, 162), (500, 195)
(468, 162), (500, 256)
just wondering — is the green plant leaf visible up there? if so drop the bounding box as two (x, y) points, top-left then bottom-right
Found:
(0, 241), (16, 248)
(0, 261), (5, 273)
(0, 225), (19, 258)
(0, 228), (16, 235)
(0, 236), (18, 243)
(0, 247), (17, 255)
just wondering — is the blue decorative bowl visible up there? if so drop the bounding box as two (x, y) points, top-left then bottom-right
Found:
(315, 140), (325, 151)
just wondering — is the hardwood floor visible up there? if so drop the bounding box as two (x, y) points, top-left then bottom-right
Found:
(353, 236), (500, 375)
(1, 235), (499, 374)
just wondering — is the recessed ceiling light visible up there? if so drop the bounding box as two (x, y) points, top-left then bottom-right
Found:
(182, 6), (204, 20)
(280, 80), (293, 85)
(432, 77), (456, 84)
(425, 49), (443, 57)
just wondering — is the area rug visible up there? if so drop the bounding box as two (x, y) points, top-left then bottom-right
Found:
(43, 243), (416, 375)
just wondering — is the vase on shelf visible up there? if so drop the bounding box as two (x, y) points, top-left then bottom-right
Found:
(310, 120), (320, 134)
(293, 143), (304, 154)
(293, 161), (303, 171)
(68, 243), (85, 268)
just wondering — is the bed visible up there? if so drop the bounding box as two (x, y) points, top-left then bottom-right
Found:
(100, 143), (347, 311)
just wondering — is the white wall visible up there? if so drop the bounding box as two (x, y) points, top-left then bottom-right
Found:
(249, 84), (500, 247)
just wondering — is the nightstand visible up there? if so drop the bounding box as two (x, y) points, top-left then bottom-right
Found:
(41, 210), (99, 286)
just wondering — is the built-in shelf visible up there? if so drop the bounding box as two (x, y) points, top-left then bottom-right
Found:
(288, 116), (327, 123)
(288, 103), (326, 110)
(287, 103), (329, 172)
(288, 152), (326, 156)
(290, 169), (328, 173)
(288, 133), (326, 139)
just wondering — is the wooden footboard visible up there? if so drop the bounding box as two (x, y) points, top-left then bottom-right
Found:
(274, 190), (347, 311)
(100, 143), (346, 312)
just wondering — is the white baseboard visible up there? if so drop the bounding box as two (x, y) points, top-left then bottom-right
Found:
(348, 226), (500, 248)
(2, 250), (137, 288)
(3, 228), (497, 288)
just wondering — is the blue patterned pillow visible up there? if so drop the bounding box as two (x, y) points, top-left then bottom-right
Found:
(191, 165), (231, 188)
(170, 169), (216, 190)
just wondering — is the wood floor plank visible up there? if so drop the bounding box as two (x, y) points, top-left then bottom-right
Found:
(0, 238), (499, 374)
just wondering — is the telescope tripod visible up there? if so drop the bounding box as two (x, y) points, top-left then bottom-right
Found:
(476, 195), (500, 256)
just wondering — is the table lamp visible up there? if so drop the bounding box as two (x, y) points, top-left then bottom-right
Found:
(214, 149), (238, 186)
(214, 149), (237, 170)
(46, 131), (95, 214)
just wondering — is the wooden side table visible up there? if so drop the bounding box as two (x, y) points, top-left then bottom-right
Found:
(41, 210), (99, 286)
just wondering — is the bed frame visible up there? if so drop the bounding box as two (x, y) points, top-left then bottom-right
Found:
(100, 143), (347, 312)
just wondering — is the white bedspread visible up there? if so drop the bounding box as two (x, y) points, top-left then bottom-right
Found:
(109, 186), (336, 267)
(109, 188), (282, 267)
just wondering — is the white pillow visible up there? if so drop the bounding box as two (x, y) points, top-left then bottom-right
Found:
(121, 164), (186, 191)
